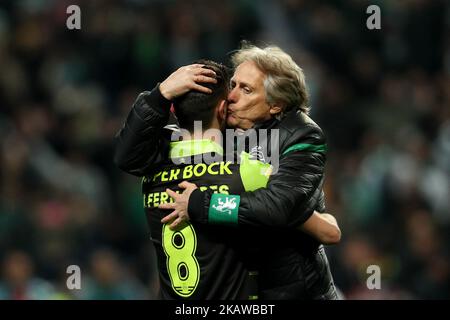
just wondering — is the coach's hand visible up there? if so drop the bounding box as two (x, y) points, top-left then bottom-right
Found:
(159, 64), (217, 100)
(159, 181), (198, 230)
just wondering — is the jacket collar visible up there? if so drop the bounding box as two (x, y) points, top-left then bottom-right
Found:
(253, 115), (280, 130)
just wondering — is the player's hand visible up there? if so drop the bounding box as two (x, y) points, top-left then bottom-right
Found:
(159, 64), (217, 100)
(159, 181), (198, 230)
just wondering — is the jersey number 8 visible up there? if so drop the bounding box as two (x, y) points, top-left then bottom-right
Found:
(162, 223), (200, 297)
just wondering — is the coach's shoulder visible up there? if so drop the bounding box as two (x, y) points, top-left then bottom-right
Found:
(279, 110), (325, 141)
(278, 111), (327, 155)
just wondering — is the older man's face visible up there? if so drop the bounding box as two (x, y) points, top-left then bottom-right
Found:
(226, 61), (273, 129)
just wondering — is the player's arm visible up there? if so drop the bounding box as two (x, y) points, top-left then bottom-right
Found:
(114, 64), (216, 176)
(114, 87), (171, 176)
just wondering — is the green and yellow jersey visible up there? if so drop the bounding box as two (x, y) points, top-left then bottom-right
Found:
(143, 139), (270, 300)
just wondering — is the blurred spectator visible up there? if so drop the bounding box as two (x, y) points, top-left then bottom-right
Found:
(79, 248), (148, 300)
(0, 250), (56, 299)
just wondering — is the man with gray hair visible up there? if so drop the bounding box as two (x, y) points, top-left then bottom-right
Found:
(226, 43), (310, 128)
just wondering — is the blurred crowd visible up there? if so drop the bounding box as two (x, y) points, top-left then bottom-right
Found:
(0, 0), (448, 299)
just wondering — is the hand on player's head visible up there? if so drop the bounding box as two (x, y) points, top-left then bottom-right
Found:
(159, 64), (217, 101)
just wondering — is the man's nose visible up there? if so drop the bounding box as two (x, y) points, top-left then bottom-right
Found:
(227, 87), (238, 103)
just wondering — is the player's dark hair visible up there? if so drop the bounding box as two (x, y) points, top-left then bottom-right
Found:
(173, 60), (230, 132)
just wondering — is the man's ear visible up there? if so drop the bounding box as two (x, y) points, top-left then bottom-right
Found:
(269, 104), (283, 115)
(217, 100), (227, 120)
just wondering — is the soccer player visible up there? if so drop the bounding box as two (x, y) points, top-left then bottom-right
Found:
(142, 61), (259, 299)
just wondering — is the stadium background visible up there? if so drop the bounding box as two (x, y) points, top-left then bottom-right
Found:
(0, 0), (448, 299)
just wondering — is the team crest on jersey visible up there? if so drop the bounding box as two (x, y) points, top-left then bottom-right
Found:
(211, 196), (237, 215)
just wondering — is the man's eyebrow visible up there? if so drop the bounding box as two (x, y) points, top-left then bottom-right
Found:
(232, 78), (252, 89)
(240, 81), (253, 89)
